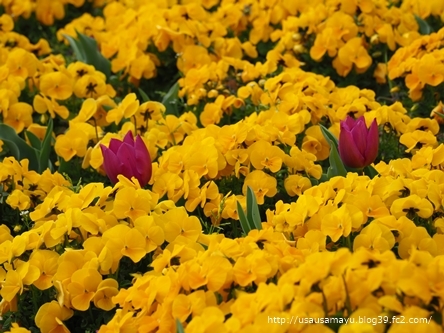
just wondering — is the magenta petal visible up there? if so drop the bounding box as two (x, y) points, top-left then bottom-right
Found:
(123, 131), (135, 147)
(116, 142), (138, 180)
(364, 119), (379, 165)
(351, 117), (368, 156)
(338, 125), (365, 168)
(134, 135), (152, 185)
(109, 138), (123, 154)
(100, 144), (123, 184)
(343, 116), (356, 130)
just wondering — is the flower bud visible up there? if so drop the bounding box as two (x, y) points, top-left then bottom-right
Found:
(338, 116), (379, 169)
(100, 131), (152, 186)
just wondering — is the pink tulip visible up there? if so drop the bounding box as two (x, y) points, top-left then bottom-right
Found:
(100, 131), (152, 186)
(338, 116), (379, 169)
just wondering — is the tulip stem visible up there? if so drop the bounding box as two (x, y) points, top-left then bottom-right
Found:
(342, 274), (353, 316)
(92, 117), (99, 143)
(344, 234), (352, 252)
(133, 115), (138, 134)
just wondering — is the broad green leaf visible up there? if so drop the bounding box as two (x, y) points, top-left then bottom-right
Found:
(25, 130), (42, 150)
(63, 34), (87, 62)
(326, 138), (347, 179)
(176, 319), (185, 333)
(363, 164), (379, 179)
(77, 32), (111, 79)
(246, 186), (262, 230)
(0, 123), (39, 171)
(415, 15), (432, 35)
(65, 31), (111, 79)
(138, 88), (150, 102)
(38, 118), (54, 172)
(162, 82), (180, 116)
(237, 201), (250, 235)
(319, 124), (339, 150)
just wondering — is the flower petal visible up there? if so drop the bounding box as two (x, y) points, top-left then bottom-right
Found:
(108, 138), (123, 154)
(100, 144), (124, 184)
(123, 130), (134, 147)
(339, 123), (365, 168)
(351, 117), (368, 156)
(364, 118), (379, 165)
(134, 135), (152, 186)
(116, 142), (139, 181)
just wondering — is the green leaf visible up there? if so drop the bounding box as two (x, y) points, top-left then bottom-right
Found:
(363, 164), (379, 179)
(237, 201), (250, 235)
(25, 130), (42, 150)
(0, 123), (39, 171)
(319, 124), (339, 150)
(77, 32), (111, 79)
(176, 319), (185, 333)
(415, 15), (432, 35)
(63, 34), (87, 62)
(162, 82), (180, 116)
(246, 186), (262, 230)
(326, 138), (348, 179)
(138, 88), (150, 102)
(38, 118), (54, 172)
(64, 31), (111, 80)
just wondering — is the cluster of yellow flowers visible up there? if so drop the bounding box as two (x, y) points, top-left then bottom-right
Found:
(388, 29), (444, 101)
(1, 0), (444, 332)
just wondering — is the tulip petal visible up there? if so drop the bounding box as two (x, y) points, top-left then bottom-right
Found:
(134, 135), (152, 186)
(116, 142), (139, 182)
(100, 144), (123, 184)
(339, 124), (365, 168)
(364, 119), (379, 165)
(351, 117), (368, 156)
(109, 138), (123, 154)
(123, 131), (134, 147)
(343, 116), (356, 130)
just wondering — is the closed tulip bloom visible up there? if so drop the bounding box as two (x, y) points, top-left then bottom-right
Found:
(338, 116), (379, 169)
(100, 131), (152, 186)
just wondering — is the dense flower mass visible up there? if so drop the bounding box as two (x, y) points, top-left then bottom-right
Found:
(0, 0), (444, 332)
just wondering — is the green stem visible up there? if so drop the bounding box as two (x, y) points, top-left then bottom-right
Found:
(345, 234), (352, 252)
(133, 115), (138, 134)
(92, 117), (99, 143)
(342, 274), (353, 317)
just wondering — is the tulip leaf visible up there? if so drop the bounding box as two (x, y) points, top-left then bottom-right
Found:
(363, 164), (379, 179)
(237, 200), (250, 235)
(162, 81), (180, 116)
(246, 186), (262, 230)
(24, 119), (54, 172)
(0, 123), (40, 171)
(64, 31), (111, 80)
(63, 34), (87, 62)
(38, 118), (54, 172)
(414, 15), (432, 35)
(319, 124), (339, 150)
(25, 130), (42, 150)
(326, 138), (348, 179)
(176, 319), (185, 333)
(138, 88), (150, 102)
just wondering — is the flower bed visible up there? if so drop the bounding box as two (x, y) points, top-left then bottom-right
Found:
(1, 0), (444, 332)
